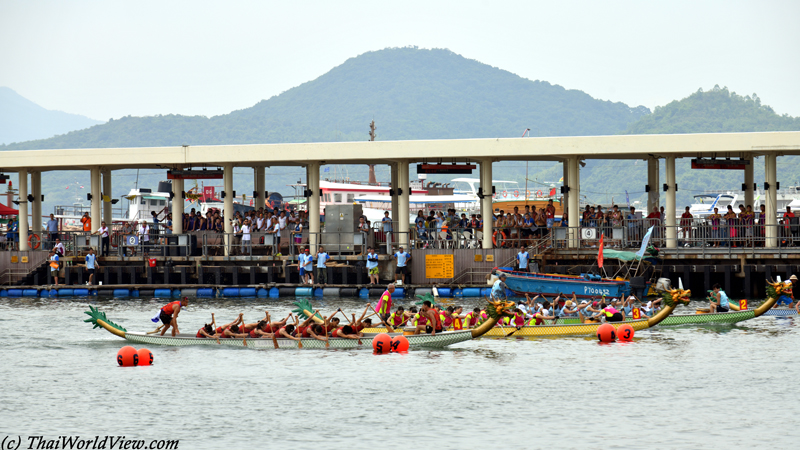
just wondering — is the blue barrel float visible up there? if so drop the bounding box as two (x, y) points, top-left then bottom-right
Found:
(257, 288), (269, 298)
(295, 287), (313, 297)
(197, 288), (215, 298)
(7, 289), (23, 297)
(268, 287), (280, 298)
(113, 289), (130, 297)
(392, 287), (405, 298)
(131, 290), (140, 297)
(154, 289), (172, 298)
(239, 288), (257, 297)
(453, 288), (463, 298)
(221, 288), (240, 297)
(74, 288), (89, 296)
(48, 289), (59, 297)
(462, 288), (482, 297)
(359, 288), (369, 299)
(436, 287), (452, 297)
(171, 289), (182, 298)
(58, 288), (74, 296)
(313, 288), (324, 297)
(0, 289), (7, 297)
(22, 289), (39, 297)
(481, 288), (492, 297)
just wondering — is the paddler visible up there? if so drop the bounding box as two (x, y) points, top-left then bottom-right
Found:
(451, 306), (466, 330)
(159, 297), (188, 336)
(413, 300), (443, 335)
(601, 303), (624, 322)
(331, 324), (363, 339)
(464, 307), (481, 328)
(709, 283), (730, 313)
(387, 306), (408, 328)
(578, 299), (603, 323)
(375, 284), (396, 324)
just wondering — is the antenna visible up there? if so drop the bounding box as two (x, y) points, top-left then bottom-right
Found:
(369, 120), (377, 141)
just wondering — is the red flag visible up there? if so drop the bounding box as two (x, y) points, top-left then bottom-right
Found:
(598, 233), (604, 268)
(549, 187), (557, 197)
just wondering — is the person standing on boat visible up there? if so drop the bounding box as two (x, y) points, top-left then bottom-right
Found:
(709, 284), (730, 313)
(516, 245), (530, 272)
(491, 273), (508, 301)
(375, 283), (395, 324)
(159, 297), (188, 336)
(393, 246), (411, 284)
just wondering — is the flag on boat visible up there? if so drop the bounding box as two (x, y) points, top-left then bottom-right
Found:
(549, 187), (557, 197)
(598, 233), (604, 268)
(637, 226), (655, 258)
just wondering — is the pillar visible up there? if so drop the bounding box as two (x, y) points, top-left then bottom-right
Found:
(171, 176), (184, 234)
(665, 156), (676, 249)
(397, 160), (410, 249)
(31, 171), (41, 234)
(562, 159), (569, 208)
(102, 169), (112, 225)
(390, 163), (399, 228)
(744, 154), (754, 208)
(223, 164), (234, 256)
(254, 166), (266, 209)
(307, 162), (320, 253)
(765, 154), (777, 248)
(18, 169), (29, 251)
(481, 158), (493, 249)
(647, 157), (660, 214)
(567, 157), (580, 249)
(90, 167), (101, 235)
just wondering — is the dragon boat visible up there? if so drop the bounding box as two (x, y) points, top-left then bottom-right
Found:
(83, 298), (516, 350)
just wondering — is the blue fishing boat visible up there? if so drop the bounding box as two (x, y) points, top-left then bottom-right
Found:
(497, 269), (635, 299)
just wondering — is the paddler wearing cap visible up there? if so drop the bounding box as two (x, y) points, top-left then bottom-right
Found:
(556, 293), (580, 317)
(159, 297), (188, 336)
(776, 275), (797, 307)
(578, 298), (603, 323)
(491, 273), (508, 300)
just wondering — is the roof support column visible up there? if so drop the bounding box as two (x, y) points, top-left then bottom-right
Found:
(171, 175), (183, 234)
(254, 166), (265, 209)
(90, 167), (101, 238)
(562, 159), (569, 210)
(18, 169), (29, 251)
(223, 164), (234, 256)
(481, 158), (493, 249)
(397, 160), (410, 250)
(306, 162), (320, 253)
(102, 169), (112, 225)
(31, 171), (41, 235)
(647, 157), (660, 215)
(744, 154), (754, 207)
(765, 154), (778, 248)
(567, 157), (580, 249)
(665, 156), (677, 249)
(390, 163), (398, 248)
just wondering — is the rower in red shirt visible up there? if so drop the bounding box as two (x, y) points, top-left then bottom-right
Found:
(159, 297), (188, 336)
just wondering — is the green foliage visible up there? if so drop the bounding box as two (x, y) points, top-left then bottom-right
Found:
(83, 305), (127, 332)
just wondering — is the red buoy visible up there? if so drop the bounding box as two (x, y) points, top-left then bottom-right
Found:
(596, 323), (616, 343)
(117, 346), (139, 367)
(372, 333), (392, 354)
(391, 335), (410, 353)
(137, 348), (154, 366)
(617, 324), (635, 341)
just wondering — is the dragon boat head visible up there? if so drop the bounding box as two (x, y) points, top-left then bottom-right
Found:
(661, 287), (692, 308)
(766, 279), (792, 298)
(486, 299), (516, 318)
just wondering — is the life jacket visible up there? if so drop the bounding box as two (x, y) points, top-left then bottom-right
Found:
(465, 312), (478, 327)
(389, 312), (405, 326)
(603, 307), (619, 317)
(196, 328), (205, 338)
(376, 292), (392, 315)
(442, 312), (453, 327)
(161, 301), (181, 315)
(512, 313), (525, 327)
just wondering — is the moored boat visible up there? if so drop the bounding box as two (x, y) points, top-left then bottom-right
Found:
(497, 268), (636, 299)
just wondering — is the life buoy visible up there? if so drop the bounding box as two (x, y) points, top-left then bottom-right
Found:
(513, 190), (520, 198)
(28, 233), (41, 250)
(492, 230), (506, 247)
(502, 191), (508, 198)
(536, 190), (544, 198)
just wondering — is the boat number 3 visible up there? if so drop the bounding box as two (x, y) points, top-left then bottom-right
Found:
(632, 308), (641, 319)
(583, 286), (610, 296)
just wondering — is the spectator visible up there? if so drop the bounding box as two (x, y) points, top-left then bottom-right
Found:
(94, 221), (110, 257)
(80, 212), (91, 233)
(316, 246), (330, 285)
(46, 214), (59, 247)
(366, 246), (379, 284)
(393, 246), (411, 285)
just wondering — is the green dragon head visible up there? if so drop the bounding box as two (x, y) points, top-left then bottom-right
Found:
(292, 299), (323, 321)
(83, 305), (126, 332)
(415, 292), (436, 306)
(766, 280), (791, 300)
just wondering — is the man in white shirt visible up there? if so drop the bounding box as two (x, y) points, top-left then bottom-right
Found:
(240, 219), (252, 255)
(138, 220), (150, 253)
(94, 221), (110, 257)
(278, 211), (288, 230)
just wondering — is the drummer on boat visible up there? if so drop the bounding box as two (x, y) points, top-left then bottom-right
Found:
(159, 297), (188, 336)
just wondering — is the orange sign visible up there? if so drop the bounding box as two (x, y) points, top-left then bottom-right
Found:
(739, 299), (748, 310)
(425, 254), (454, 279)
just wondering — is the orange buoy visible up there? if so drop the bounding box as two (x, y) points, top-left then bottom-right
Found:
(117, 346), (139, 366)
(596, 323), (616, 343)
(137, 348), (153, 366)
(617, 324), (635, 341)
(372, 333), (392, 354)
(391, 335), (410, 353)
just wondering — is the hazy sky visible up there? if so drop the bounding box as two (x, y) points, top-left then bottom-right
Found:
(2, 0), (798, 121)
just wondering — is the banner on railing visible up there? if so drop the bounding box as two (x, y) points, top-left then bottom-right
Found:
(637, 226), (655, 258)
(425, 254), (454, 279)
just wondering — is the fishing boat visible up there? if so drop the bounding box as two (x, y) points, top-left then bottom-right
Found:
(83, 299), (515, 350)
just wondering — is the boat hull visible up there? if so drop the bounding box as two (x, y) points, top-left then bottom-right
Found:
(500, 269), (631, 298)
(761, 308), (798, 317)
(122, 330), (473, 349)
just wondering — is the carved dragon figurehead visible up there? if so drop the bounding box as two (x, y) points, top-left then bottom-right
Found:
(661, 287), (692, 308)
(766, 279), (791, 299)
(471, 299), (516, 338)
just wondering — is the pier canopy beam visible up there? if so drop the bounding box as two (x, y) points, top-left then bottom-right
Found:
(665, 156), (677, 249)
(102, 169), (112, 225)
(171, 175), (183, 234)
(567, 157), (580, 249)
(765, 154), (778, 248)
(254, 166), (265, 209)
(744, 154), (754, 207)
(31, 171), (41, 234)
(223, 164), (234, 256)
(647, 157), (660, 215)
(480, 158), (493, 249)
(397, 160), (410, 250)
(90, 167), (101, 239)
(18, 169), (29, 251)
(307, 162), (320, 253)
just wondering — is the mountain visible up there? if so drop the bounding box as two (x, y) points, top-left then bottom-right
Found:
(0, 87), (103, 145)
(0, 47), (649, 151)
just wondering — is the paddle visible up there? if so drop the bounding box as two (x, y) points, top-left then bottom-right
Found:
(212, 313), (220, 344)
(368, 305), (397, 333)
